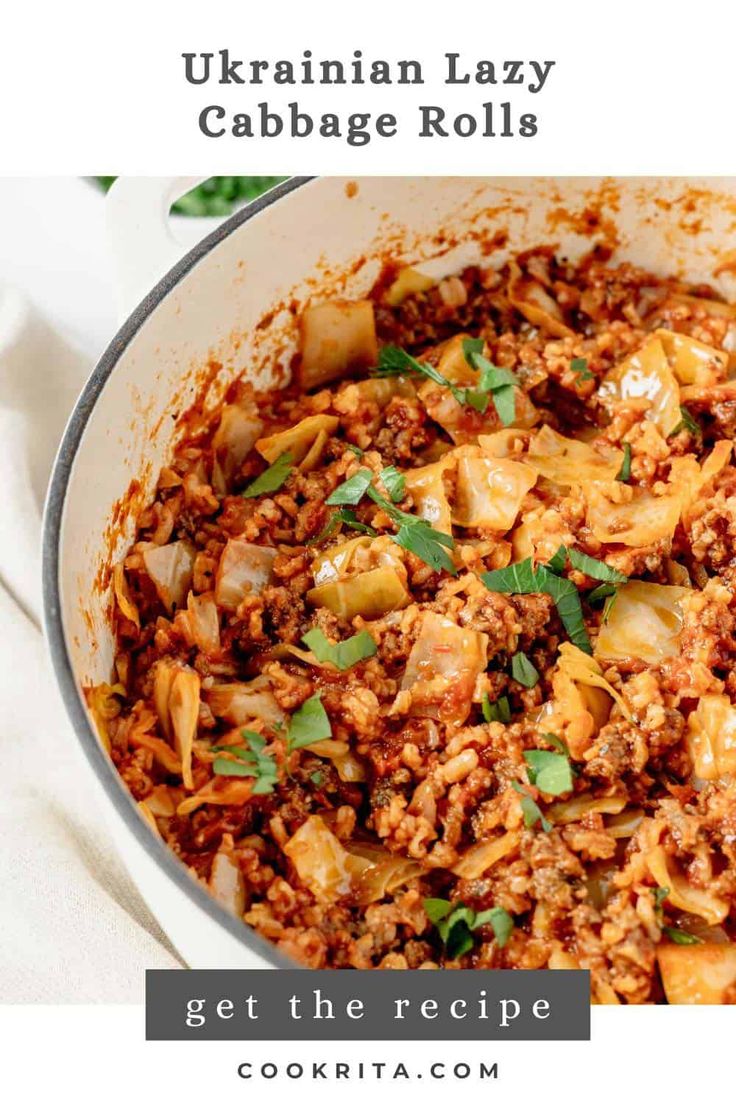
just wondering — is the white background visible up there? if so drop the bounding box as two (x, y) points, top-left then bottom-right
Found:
(2, 1), (735, 1099)
(0, 0), (733, 174)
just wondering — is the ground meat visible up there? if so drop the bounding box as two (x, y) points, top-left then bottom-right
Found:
(90, 249), (736, 1001)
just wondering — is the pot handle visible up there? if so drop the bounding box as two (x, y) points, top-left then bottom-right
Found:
(106, 177), (207, 319)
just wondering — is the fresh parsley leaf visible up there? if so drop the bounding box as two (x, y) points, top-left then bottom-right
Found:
(212, 729), (279, 793)
(286, 692), (332, 752)
(474, 906), (515, 949)
(541, 732), (569, 755)
(366, 485), (457, 575)
(301, 628), (377, 671)
(423, 898), (515, 958)
(669, 405), (701, 438)
(309, 770), (324, 787)
(346, 443), (364, 458)
(567, 548), (628, 585)
(587, 582), (618, 606)
(423, 898), (454, 924)
(616, 442), (632, 483)
(652, 886), (670, 917)
(326, 467), (374, 506)
(307, 508), (377, 545)
(663, 927), (702, 945)
(241, 451), (293, 498)
(512, 780), (552, 832)
(511, 651), (539, 688)
(380, 465), (406, 503)
(546, 544), (568, 573)
(570, 357), (593, 382)
(481, 557), (592, 654)
(523, 749), (573, 796)
(482, 693), (511, 724)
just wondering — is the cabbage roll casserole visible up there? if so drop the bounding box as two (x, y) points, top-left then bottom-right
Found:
(90, 246), (736, 1003)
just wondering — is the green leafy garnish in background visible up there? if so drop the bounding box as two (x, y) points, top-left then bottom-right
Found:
(301, 628), (377, 671)
(95, 176), (286, 216)
(241, 451), (293, 498)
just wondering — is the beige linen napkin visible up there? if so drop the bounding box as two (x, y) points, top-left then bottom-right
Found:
(0, 284), (181, 1003)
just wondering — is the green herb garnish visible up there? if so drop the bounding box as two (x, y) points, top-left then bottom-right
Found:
(346, 443), (365, 458)
(567, 548), (628, 585)
(212, 730), (279, 794)
(308, 508), (378, 545)
(570, 357), (593, 383)
(523, 749), (573, 796)
(286, 692), (332, 753)
(366, 485), (456, 575)
(511, 780), (552, 831)
(380, 465), (406, 503)
(309, 770), (324, 787)
(541, 732), (569, 755)
(481, 557), (592, 654)
(652, 886), (670, 918)
(301, 627), (377, 671)
(423, 898), (515, 958)
(511, 651), (539, 688)
(326, 468), (374, 506)
(482, 693), (512, 724)
(663, 927), (702, 945)
(616, 442), (632, 483)
(241, 451), (294, 498)
(587, 582), (618, 606)
(669, 406), (701, 438)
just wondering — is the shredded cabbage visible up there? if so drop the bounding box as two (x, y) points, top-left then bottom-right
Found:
(686, 695), (736, 781)
(211, 399), (263, 493)
(215, 538), (277, 611)
(399, 611), (488, 725)
(256, 414), (339, 465)
(453, 455), (536, 531)
(598, 336), (681, 437)
(507, 261), (574, 337)
(283, 815), (373, 903)
(299, 300), (378, 389)
(525, 424), (623, 486)
(142, 540), (195, 613)
(657, 943), (736, 1005)
(646, 844), (728, 925)
(308, 565), (411, 620)
(404, 456), (454, 534)
(584, 482), (681, 547)
(595, 580), (688, 663)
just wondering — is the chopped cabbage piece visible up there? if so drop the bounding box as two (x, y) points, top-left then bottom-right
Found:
(598, 336), (681, 437)
(211, 399), (263, 493)
(384, 266), (435, 306)
(404, 456), (454, 534)
(113, 562), (140, 627)
(452, 831), (521, 878)
(256, 414), (339, 465)
(654, 327), (728, 386)
(646, 844), (729, 925)
(283, 815), (373, 903)
(507, 261), (574, 337)
(686, 694), (736, 781)
(657, 944), (736, 1004)
(595, 580), (688, 663)
(308, 565), (411, 620)
(525, 424), (623, 486)
(209, 848), (247, 917)
(206, 677), (286, 729)
(215, 538), (277, 611)
(584, 482), (681, 547)
(399, 611), (489, 726)
(453, 455), (536, 530)
(141, 539), (195, 613)
(299, 300), (378, 389)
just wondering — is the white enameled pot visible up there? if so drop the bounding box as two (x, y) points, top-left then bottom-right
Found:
(43, 176), (736, 969)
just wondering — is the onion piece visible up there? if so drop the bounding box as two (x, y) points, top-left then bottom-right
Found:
(658, 943), (736, 1005)
(646, 844), (728, 926)
(215, 538), (277, 611)
(299, 300), (378, 390)
(283, 815), (373, 904)
(598, 335), (681, 437)
(256, 414), (339, 465)
(142, 540), (195, 613)
(595, 580), (688, 664)
(453, 455), (536, 531)
(686, 694), (736, 781)
(308, 566), (411, 621)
